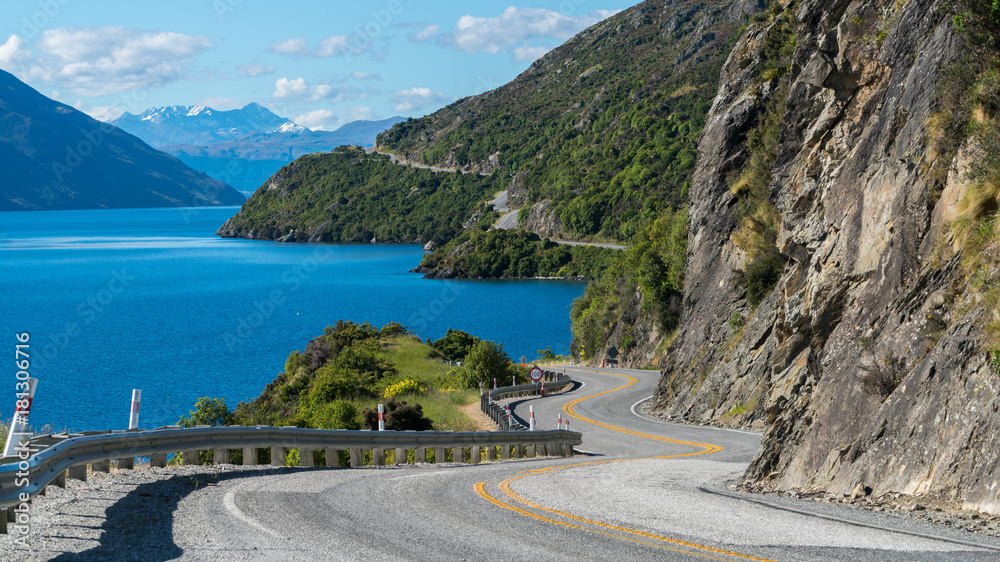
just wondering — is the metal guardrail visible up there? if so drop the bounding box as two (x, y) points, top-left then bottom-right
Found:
(0, 425), (582, 512)
(481, 369), (574, 430)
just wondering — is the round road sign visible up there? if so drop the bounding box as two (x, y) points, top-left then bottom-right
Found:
(529, 365), (543, 382)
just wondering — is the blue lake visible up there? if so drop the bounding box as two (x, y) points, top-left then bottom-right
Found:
(0, 206), (585, 431)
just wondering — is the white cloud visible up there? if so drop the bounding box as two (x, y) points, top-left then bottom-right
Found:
(238, 62), (274, 77)
(199, 97), (243, 110)
(352, 71), (381, 81)
(391, 87), (451, 113)
(440, 7), (620, 57)
(11, 27), (213, 96)
(72, 99), (124, 122)
(266, 38), (306, 55)
(513, 45), (552, 62)
(266, 35), (367, 58)
(273, 77), (308, 98)
(272, 77), (336, 102)
(409, 24), (440, 42)
(0, 35), (25, 66)
(343, 105), (375, 122)
(317, 35), (349, 57)
(294, 109), (336, 130)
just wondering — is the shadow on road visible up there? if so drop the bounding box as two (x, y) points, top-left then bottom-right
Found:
(48, 466), (327, 561)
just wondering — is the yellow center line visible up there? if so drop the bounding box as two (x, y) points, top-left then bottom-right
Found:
(564, 370), (721, 454)
(474, 482), (737, 561)
(474, 368), (777, 562)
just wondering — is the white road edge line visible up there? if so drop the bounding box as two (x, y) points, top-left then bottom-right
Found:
(629, 395), (762, 436)
(224, 489), (283, 538)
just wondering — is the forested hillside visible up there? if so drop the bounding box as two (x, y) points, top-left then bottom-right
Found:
(217, 146), (508, 244)
(377, 1), (739, 244)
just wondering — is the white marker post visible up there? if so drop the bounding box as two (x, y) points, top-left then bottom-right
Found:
(128, 389), (141, 430)
(512, 375), (515, 387)
(493, 378), (497, 390)
(377, 403), (385, 431)
(557, 413), (562, 430)
(529, 406), (535, 431)
(479, 382), (483, 396)
(3, 377), (38, 458)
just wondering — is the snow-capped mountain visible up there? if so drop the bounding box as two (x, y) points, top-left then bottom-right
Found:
(0, 69), (243, 211)
(109, 102), (294, 147)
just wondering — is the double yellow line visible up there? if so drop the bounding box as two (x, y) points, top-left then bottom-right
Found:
(474, 369), (775, 561)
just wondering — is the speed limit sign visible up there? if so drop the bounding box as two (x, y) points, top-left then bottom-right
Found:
(529, 365), (543, 382)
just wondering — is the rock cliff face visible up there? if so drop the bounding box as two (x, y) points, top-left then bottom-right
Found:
(652, 0), (1000, 512)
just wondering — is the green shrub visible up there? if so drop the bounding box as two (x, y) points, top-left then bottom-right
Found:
(362, 400), (434, 431)
(429, 329), (481, 362)
(457, 340), (518, 389)
(178, 397), (232, 428)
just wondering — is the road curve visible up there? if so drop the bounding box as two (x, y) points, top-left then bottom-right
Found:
(47, 366), (1000, 560)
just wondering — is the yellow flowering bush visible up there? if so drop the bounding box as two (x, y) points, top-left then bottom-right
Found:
(383, 378), (426, 398)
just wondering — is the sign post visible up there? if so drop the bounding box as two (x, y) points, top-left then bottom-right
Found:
(128, 389), (141, 430)
(3, 377), (37, 458)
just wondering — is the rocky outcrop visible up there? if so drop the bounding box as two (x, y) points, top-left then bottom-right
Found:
(652, 0), (1000, 513)
(520, 200), (563, 239)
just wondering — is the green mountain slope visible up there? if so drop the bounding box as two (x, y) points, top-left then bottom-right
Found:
(378, 0), (741, 243)
(216, 146), (508, 243)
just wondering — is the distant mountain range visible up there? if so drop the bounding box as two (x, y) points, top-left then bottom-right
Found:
(110, 104), (405, 194)
(0, 69), (244, 211)
(110, 102), (299, 147)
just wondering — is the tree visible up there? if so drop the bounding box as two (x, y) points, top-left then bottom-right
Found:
(380, 321), (410, 338)
(178, 397), (232, 428)
(458, 340), (516, 389)
(429, 329), (481, 361)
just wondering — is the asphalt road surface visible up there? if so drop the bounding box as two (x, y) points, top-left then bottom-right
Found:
(162, 366), (1000, 560)
(31, 366), (995, 561)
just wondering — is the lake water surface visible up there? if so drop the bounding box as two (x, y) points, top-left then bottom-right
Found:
(1, 206), (585, 430)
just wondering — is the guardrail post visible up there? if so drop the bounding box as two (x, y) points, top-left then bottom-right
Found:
(243, 447), (258, 466)
(68, 464), (87, 482)
(415, 447), (426, 463)
(0, 509), (6, 534)
(433, 447), (445, 464)
(487, 446), (497, 461)
(514, 445), (524, 459)
(213, 448), (229, 466)
(92, 460), (110, 473)
(54, 470), (67, 488)
(471, 445), (481, 464)
(373, 448), (384, 466)
(349, 448), (362, 467)
(117, 457), (134, 470)
(270, 446), (285, 467)
(183, 450), (199, 466)
(324, 448), (340, 468)
(150, 453), (168, 468)
(537, 444), (548, 457)
(395, 447), (407, 465)
(562, 443), (573, 457)
(299, 449), (315, 467)
(500, 445), (511, 460)
(526, 444), (536, 458)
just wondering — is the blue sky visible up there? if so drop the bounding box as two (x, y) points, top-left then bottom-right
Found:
(0, 0), (632, 129)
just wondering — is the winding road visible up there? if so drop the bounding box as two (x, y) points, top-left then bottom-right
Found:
(158, 366), (1000, 560)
